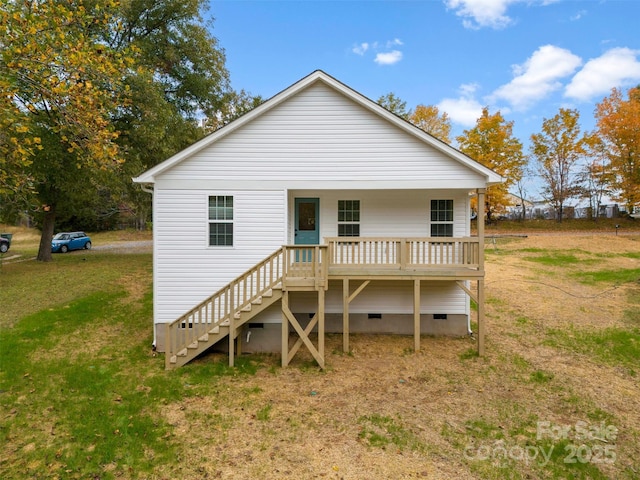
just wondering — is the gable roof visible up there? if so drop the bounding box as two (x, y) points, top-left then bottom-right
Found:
(133, 70), (503, 185)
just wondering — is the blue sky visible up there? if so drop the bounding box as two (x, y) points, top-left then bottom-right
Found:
(208, 0), (639, 191)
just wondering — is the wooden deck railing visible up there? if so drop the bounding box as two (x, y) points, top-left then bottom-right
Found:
(325, 237), (481, 269)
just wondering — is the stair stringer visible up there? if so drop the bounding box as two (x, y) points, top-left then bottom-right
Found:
(168, 287), (283, 368)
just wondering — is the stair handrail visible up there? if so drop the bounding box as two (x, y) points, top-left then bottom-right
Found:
(165, 247), (286, 369)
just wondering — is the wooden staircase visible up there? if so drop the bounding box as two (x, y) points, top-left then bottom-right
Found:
(167, 286), (283, 368)
(164, 246), (328, 369)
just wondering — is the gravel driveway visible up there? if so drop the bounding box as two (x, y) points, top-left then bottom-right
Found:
(92, 240), (153, 253)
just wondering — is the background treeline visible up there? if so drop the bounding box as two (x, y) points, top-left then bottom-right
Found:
(1, 1), (638, 261)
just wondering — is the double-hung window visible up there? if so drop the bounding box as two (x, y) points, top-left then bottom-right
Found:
(209, 196), (233, 246)
(430, 199), (453, 237)
(338, 200), (360, 237)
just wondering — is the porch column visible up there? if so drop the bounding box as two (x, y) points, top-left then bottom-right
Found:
(229, 283), (235, 367)
(477, 188), (486, 356)
(413, 279), (421, 352)
(478, 279), (485, 356)
(281, 290), (289, 367)
(477, 188), (485, 271)
(343, 279), (349, 353)
(318, 288), (325, 368)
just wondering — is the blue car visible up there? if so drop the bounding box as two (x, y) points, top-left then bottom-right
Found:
(52, 231), (92, 253)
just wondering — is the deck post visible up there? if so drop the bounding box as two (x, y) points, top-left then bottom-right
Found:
(477, 188), (486, 356)
(164, 323), (171, 370)
(477, 188), (485, 271)
(229, 283), (235, 367)
(343, 278), (349, 353)
(318, 288), (325, 368)
(478, 279), (485, 356)
(413, 279), (421, 352)
(281, 290), (289, 367)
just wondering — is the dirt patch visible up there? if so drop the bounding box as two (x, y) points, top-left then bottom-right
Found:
(155, 234), (640, 479)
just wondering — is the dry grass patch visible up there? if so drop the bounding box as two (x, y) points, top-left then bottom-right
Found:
(154, 233), (640, 479)
(2, 232), (639, 479)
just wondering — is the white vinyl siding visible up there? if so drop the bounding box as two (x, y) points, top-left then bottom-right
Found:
(153, 189), (286, 326)
(155, 83), (487, 190)
(289, 281), (467, 315)
(289, 189), (469, 241)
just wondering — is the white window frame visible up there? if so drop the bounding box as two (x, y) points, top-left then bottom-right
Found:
(430, 199), (454, 237)
(338, 200), (360, 237)
(208, 195), (234, 246)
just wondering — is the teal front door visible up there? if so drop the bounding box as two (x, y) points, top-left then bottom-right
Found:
(294, 198), (320, 245)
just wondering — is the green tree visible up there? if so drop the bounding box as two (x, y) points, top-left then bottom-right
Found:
(409, 105), (452, 143)
(203, 89), (264, 133)
(579, 134), (614, 220)
(594, 86), (640, 213)
(457, 107), (525, 222)
(1, 0), (135, 261)
(377, 92), (410, 120)
(110, 0), (234, 229)
(1, 0), (239, 258)
(530, 108), (587, 222)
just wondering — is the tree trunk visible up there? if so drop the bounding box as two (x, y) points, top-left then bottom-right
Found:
(37, 205), (56, 262)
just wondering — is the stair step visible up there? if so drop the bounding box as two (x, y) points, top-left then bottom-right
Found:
(166, 258), (286, 369)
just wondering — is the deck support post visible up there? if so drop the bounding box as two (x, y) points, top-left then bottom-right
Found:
(414, 279), (421, 352)
(342, 279), (370, 353)
(343, 279), (349, 353)
(281, 290), (289, 368)
(281, 289), (325, 369)
(229, 284), (235, 367)
(477, 188), (486, 356)
(318, 288), (325, 366)
(477, 279), (485, 356)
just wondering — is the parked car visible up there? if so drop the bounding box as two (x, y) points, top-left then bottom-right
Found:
(51, 231), (92, 253)
(0, 236), (10, 253)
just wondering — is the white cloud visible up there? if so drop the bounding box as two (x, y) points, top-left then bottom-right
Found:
(353, 39), (404, 65)
(570, 10), (586, 21)
(352, 43), (369, 56)
(374, 50), (403, 65)
(437, 84), (484, 127)
(491, 45), (582, 110)
(444, 0), (516, 29)
(565, 47), (640, 101)
(444, 0), (559, 29)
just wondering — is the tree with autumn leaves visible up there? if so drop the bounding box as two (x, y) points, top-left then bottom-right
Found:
(1, 0), (135, 260)
(457, 107), (526, 222)
(530, 108), (589, 222)
(1, 0), (236, 260)
(593, 86), (640, 214)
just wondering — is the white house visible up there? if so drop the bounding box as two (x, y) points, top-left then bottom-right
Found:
(133, 71), (502, 369)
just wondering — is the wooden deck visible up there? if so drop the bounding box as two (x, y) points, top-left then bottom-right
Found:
(164, 236), (486, 369)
